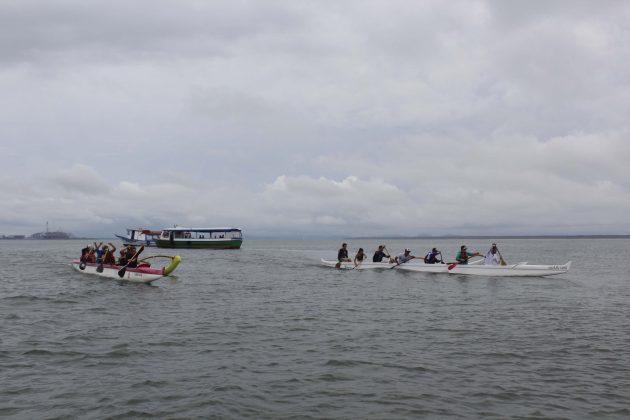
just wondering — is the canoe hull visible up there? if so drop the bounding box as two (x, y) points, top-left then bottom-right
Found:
(71, 260), (176, 284)
(321, 258), (571, 277)
(320, 259), (394, 270)
(441, 261), (572, 277)
(320, 258), (484, 272)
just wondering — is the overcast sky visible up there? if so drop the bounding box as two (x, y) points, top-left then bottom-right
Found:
(1, 0), (629, 238)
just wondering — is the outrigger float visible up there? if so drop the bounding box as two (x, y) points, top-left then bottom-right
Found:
(71, 255), (182, 284)
(320, 258), (571, 277)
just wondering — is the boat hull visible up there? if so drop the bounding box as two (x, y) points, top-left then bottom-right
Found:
(71, 257), (181, 284)
(154, 238), (242, 249)
(320, 259), (395, 270)
(320, 258), (483, 271)
(438, 261), (572, 277)
(321, 258), (571, 277)
(114, 234), (158, 247)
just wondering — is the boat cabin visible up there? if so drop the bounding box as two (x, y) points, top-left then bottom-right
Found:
(159, 228), (243, 240)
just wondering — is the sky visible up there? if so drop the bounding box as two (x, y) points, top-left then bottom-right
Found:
(1, 0), (630, 238)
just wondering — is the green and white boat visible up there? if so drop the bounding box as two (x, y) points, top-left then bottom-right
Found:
(154, 227), (243, 249)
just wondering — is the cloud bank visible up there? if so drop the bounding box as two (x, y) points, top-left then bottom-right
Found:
(1, 1), (629, 237)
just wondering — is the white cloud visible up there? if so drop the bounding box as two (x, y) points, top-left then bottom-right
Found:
(1, 1), (630, 237)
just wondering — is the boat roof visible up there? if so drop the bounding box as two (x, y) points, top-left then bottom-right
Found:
(161, 227), (242, 232)
(127, 228), (162, 234)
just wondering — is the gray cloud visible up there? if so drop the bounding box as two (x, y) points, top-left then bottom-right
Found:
(1, 1), (629, 237)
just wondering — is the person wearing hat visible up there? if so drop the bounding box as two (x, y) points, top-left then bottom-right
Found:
(424, 247), (443, 264)
(485, 243), (506, 266)
(372, 245), (391, 263)
(455, 245), (482, 265)
(395, 248), (417, 265)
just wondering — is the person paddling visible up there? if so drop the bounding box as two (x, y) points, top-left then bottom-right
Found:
(354, 248), (367, 267)
(372, 245), (391, 263)
(424, 248), (443, 264)
(125, 246), (139, 268)
(395, 248), (417, 265)
(102, 243), (117, 265)
(455, 245), (482, 265)
(485, 243), (506, 265)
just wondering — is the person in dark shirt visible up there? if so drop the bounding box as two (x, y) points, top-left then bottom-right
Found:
(372, 245), (391, 263)
(424, 248), (443, 264)
(337, 243), (351, 262)
(335, 243), (352, 268)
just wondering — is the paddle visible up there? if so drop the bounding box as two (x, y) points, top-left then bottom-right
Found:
(96, 249), (110, 273)
(449, 251), (482, 270)
(79, 248), (94, 270)
(117, 246), (144, 278)
(390, 255), (414, 269)
(497, 248), (507, 266)
(383, 246), (391, 258)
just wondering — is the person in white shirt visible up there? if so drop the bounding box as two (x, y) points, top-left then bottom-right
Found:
(485, 243), (505, 265)
(396, 248), (416, 264)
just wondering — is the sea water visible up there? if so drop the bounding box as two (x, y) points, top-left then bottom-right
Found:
(1, 238), (629, 419)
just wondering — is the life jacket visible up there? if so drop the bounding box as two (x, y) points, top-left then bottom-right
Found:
(103, 251), (116, 265)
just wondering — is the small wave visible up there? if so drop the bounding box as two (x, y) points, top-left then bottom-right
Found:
(22, 349), (86, 359)
(325, 359), (364, 367)
(132, 379), (168, 388)
(102, 349), (142, 358)
(214, 385), (244, 392)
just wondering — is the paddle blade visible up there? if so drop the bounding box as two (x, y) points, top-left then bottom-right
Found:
(117, 266), (127, 278)
(96, 263), (104, 273)
(447, 262), (458, 270)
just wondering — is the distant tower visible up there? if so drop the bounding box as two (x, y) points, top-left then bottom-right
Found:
(46, 221), (49, 233)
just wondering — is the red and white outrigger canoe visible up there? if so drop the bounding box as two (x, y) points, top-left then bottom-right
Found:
(71, 256), (181, 284)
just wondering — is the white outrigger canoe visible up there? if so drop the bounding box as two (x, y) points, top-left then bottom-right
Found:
(71, 256), (181, 284)
(320, 258), (485, 271)
(321, 258), (571, 277)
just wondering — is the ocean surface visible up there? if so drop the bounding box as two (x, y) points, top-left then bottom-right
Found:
(1, 238), (629, 419)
